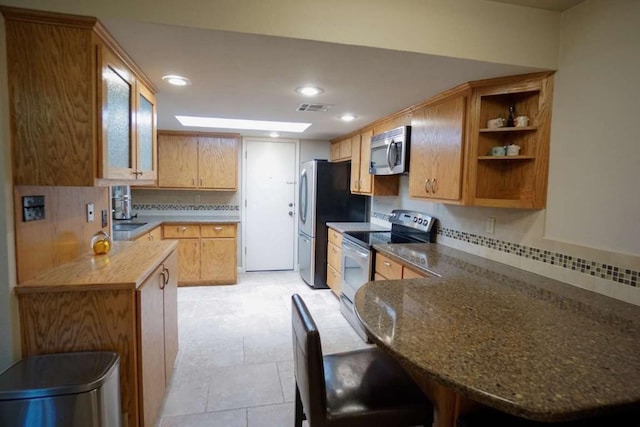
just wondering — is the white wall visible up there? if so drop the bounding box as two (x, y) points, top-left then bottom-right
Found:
(299, 139), (330, 163)
(546, 0), (640, 255)
(0, 0), (560, 69)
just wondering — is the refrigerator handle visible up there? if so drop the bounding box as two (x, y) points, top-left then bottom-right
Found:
(299, 169), (307, 224)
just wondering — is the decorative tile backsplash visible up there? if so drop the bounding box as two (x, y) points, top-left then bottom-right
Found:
(437, 227), (638, 287)
(372, 211), (638, 288)
(133, 204), (239, 212)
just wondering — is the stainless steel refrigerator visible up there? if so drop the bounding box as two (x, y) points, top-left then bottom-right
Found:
(298, 160), (368, 289)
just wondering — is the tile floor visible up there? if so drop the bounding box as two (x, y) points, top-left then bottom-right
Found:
(158, 271), (370, 427)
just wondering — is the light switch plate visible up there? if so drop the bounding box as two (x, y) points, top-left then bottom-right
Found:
(87, 203), (94, 222)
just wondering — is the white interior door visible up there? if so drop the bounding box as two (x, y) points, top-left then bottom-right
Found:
(245, 140), (297, 271)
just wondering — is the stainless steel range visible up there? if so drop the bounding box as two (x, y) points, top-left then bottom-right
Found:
(339, 209), (436, 341)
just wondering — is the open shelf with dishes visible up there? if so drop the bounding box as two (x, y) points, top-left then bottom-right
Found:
(467, 73), (554, 209)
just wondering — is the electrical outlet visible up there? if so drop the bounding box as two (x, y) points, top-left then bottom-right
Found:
(485, 217), (496, 234)
(87, 203), (95, 222)
(22, 195), (45, 222)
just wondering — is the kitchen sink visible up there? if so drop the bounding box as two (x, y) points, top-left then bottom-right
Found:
(113, 222), (148, 232)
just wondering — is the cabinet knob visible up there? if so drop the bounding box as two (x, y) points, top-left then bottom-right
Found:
(214, 226), (223, 231)
(384, 261), (392, 267)
(179, 226), (187, 232)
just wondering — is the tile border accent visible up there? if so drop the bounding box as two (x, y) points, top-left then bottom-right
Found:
(133, 204), (240, 211)
(371, 211), (638, 287)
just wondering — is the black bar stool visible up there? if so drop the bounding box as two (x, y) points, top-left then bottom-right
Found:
(291, 294), (434, 427)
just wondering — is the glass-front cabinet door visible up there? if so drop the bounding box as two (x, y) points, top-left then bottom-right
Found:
(136, 84), (157, 180)
(100, 47), (135, 180)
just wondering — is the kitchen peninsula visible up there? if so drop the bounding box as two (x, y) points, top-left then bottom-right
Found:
(16, 240), (179, 427)
(355, 244), (640, 427)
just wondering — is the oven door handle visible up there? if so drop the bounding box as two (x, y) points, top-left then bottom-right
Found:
(342, 239), (370, 259)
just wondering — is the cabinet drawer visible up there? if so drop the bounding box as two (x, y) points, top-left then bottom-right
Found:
(328, 228), (343, 247)
(163, 224), (200, 239)
(375, 253), (402, 280)
(327, 242), (342, 271)
(403, 267), (426, 279)
(326, 264), (341, 295)
(374, 273), (388, 281)
(201, 224), (236, 238)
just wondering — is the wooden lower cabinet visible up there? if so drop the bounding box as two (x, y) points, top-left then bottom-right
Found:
(374, 252), (427, 280)
(137, 252), (178, 427)
(163, 223), (237, 285)
(326, 227), (343, 296)
(135, 226), (162, 242)
(17, 249), (178, 427)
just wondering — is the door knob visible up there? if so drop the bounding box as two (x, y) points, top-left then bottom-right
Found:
(288, 211), (294, 216)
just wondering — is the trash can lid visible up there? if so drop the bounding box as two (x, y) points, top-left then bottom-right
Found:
(0, 351), (120, 400)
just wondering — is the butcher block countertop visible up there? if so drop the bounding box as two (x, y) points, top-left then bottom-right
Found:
(356, 243), (640, 422)
(16, 240), (178, 293)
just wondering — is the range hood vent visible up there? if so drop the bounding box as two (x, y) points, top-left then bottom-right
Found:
(296, 103), (334, 112)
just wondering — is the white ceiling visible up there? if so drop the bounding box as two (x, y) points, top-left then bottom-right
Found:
(102, 1), (581, 140)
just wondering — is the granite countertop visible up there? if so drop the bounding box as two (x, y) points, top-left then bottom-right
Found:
(16, 240), (178, 293)
(326, 221), (390, 234)
(356, 243), (640, 422)
(113, 215), (241, 241)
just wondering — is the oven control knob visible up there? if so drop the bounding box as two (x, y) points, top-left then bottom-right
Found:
(418, 218), (423, 224)
(413, 217), (418, 222)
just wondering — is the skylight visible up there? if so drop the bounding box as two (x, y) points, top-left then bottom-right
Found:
(176, 115), (312, 132)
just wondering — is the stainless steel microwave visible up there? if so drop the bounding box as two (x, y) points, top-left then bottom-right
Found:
(369, 126), (410, 175)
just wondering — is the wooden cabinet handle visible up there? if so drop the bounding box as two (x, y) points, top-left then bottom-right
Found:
(424, 179), (431, 194)
(178, 226), (187, 232)
(384, 261), (392, 267)
(432, 178), (438, 193)
(214, 226), (223, 231)
(163, 266), (170, 286)
(159, 270), (166, 290)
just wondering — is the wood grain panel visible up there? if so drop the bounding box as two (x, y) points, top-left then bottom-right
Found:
(201, 238), (236, 284)
(350, 135), (361, 192)
(14, 185), (110, 283)
(157, 132), (198, 188)
(327, 241), (342, 271)
(326, 264), (341, 296)
(330, 141), (341, 161)
(5, 15), (96, 186)
(402, 267), (426, 279)
(137, 264), (165, 427)
(200, 223), (236, 238)
(199, 135), (239, 190)
(358, 131), (373, 194)
(375, 253), (402, 280)
(176, 239), (200, 284)
(163, 252), (179, 384)
(328, 229), (343, 247)
(371, 175), (400, 196)
(162, 224), (200, 239)
(18, 290), (138, 427)
(339, 137), (352, 160)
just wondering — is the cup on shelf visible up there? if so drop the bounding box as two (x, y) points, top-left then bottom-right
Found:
(507, 144), (521, 156)
(491, 146), (507, 156)
(514, 116), (529, 127)
(487, 117), (506, 129)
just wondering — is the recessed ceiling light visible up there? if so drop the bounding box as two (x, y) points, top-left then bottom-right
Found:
(162, 75), (191, 86)
(295, 86), (324, 96)
(340, 114), (357, 122)
(176, 115), (311, 133)
(270, 132), (280, 138)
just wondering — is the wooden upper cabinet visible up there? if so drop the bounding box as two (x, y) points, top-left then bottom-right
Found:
(157, 131), (239, 191)
(158, 133), (199, 188)
(2, 7), (157, 186)
(409, 93), (466, 201)
(349, 130), (399, 196)
(199, 136), (238, 190)
(330, 138), (352, 162)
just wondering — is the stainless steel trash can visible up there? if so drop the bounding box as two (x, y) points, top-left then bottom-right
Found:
(0, 351), (121, 427)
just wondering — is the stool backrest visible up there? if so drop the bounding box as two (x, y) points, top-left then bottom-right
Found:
(291, 294), (327, 425)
